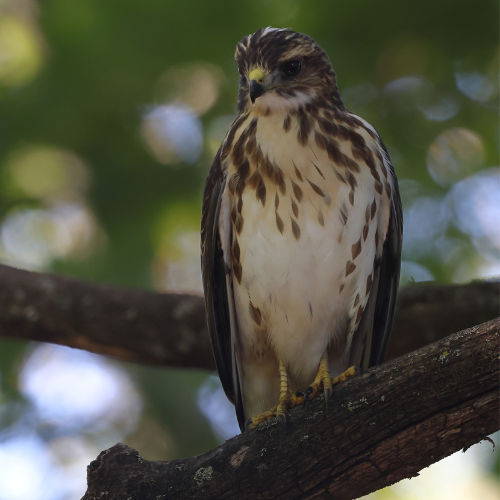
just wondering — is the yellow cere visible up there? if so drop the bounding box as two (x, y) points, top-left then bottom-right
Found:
(249, 67), (265, 82)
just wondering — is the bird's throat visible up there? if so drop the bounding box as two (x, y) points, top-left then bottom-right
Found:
(251, 90), (313, 116)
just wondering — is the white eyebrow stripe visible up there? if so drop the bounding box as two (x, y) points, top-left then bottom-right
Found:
(262, 27), (286, 36)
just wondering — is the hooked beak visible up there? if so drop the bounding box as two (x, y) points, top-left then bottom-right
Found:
(250, 81), (266, 103)
(249, 67), (266, 103)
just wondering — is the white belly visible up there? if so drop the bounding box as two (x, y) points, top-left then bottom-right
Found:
(232, 163), (379, 388)
(221, 112), (390, 415)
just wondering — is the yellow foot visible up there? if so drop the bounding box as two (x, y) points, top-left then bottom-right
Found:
(304, 353), (333, 400)
(245, 408), (277, 429)
(246, 359), (306, 429)
(245, 362), (357, 429)
(305, 361), (357, 401)
(245, 391), (305, 429)
(332, 365), (357, 384)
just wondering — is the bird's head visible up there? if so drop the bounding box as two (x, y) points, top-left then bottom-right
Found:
(234, 28), (342, 115)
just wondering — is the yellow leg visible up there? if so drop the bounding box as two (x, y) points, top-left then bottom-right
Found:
(306, 356), (357, 401)
(245, 360), (357, 429)
(332, 365), (357, 384)
(246, 408), (276, 428)
(305, 353), (332, 400)
(276, 359), (289, 423)
(247, 359), (304, 429)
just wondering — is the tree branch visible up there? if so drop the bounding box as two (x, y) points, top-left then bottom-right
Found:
(1, 264), (498, 497)
(0, 263), (498, 369)
(0, 264), (209, 370)
(82, 318), (499, 499)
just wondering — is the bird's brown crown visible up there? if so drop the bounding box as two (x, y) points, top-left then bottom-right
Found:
(234, 28), (342, 113)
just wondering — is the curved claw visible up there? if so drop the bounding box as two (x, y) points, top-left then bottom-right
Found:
(304, 386), (314, 400)
(323, 386), (332, 402)
(276, 412), (287, 425)
(245, 361), (356, 431)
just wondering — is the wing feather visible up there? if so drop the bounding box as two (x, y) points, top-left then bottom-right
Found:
(201, 150), (245, 429)
(369, 167), (402, 366)
(349, 145), (402, 369)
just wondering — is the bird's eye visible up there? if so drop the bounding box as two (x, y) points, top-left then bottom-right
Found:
(282, 59), (301, 77)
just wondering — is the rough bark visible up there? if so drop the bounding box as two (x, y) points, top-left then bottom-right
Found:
(0, 264), (498, 497)
(385, 278), (500, 359)
(82, 318), (499, 500)
(0, 264), (498, 369)
(0, 264), (209, 369)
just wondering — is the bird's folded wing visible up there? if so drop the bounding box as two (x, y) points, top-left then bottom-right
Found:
(201, 150), (245, 427)
(350, 145), (403, 369)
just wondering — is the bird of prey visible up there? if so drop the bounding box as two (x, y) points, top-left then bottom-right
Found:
(201, 28), (402, 431)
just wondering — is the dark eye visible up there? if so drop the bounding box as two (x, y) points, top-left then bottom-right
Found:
(282, 59), (301, 77)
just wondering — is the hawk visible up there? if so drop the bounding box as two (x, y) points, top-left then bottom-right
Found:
(201, 28), (402, 431)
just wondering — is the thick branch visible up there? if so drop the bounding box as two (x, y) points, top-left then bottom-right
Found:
(0, 263), (498, 369)
(0, 264), (209, 369)
(386, 278), (500, 359)
(83, 318), (499, 499)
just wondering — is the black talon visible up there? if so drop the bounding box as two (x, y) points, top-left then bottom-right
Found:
(277, 412), (287, 425)
(304, 386), (314, 400)
(323, 387), (332, 406)
(244, 418), (253, 430)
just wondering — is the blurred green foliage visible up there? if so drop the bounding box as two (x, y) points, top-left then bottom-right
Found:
(1, 0), (497, 284)
(0, 0), (498, 496)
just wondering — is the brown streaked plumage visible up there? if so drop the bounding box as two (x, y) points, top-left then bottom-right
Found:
(201, 27), (402, 431)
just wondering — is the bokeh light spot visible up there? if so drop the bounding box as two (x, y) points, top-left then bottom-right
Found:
(197, 376), (239, 441)
(19, 344), (142, 433)
(154, 62), (224, 115)
(417, 94), (460, 122)
(0, 202), (102, 269)
(0, 15), (43, 87)
(403, 196), (449, 259)
(383, 75), (432, 113)
(383, 75), (461, 122)
(447, 168), (500, 259)
(1, 208), (69, 269)
(455, 70), (496, 103)
(0, 435), (59, 500)
(153, 230), (202, 293)
(152, 203), (202, 292)
(427, 128), (485, 187)
(5, 145), (90, 199)
(141, 104), (203, 165)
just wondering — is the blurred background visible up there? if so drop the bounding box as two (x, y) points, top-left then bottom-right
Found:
(0, 0), (498, 498)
